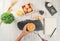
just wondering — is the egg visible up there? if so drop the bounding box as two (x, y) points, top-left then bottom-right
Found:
(28, 8), (32, 12)
(23, 7), (28, 13)
(26, 23), (36, 32)
(25, 4), (29, 9)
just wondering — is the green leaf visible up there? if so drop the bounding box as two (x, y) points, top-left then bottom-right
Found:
(1, 12), (15, 24)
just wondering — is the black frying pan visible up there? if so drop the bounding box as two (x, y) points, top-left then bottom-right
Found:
(17, 20), (43, 31)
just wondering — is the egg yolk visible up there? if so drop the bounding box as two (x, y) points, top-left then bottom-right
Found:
(27, 23), (35, 32)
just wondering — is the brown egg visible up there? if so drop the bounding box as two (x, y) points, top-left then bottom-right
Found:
(26, 23), (36, 32)
(23, 7), (27, 13)
(25, 4), (29, 9)
(28, 8), (32, 12)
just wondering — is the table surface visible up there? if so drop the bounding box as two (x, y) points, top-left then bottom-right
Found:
(0, 0), (59, 41)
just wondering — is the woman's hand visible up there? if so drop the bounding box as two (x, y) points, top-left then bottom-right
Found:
(16, 24), (32, 41)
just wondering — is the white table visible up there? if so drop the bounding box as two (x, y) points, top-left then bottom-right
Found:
(0, 0), (58, 41)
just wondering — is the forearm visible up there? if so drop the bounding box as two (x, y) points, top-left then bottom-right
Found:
(16, 32), (26, 41)
(16, 32), (27, 41)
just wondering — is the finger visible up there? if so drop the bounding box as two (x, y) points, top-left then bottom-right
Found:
(23, 24), (28, 30)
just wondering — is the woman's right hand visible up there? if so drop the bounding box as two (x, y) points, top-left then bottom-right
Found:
(16, 23), (32, 41)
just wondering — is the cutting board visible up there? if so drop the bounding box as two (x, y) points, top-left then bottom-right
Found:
(45, 18), (56, 35)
